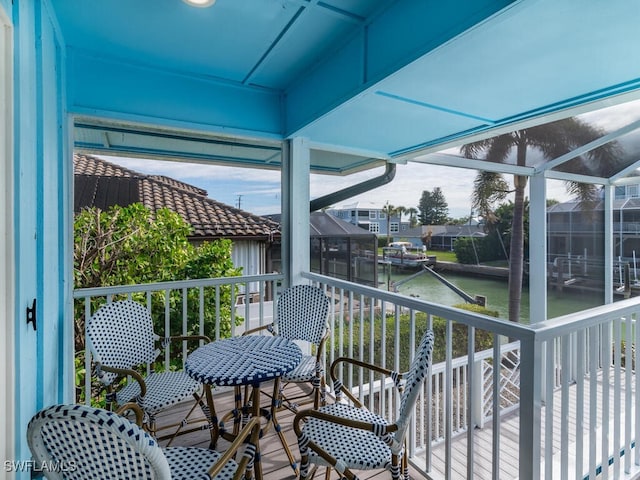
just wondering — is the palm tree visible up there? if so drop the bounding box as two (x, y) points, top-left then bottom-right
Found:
(382, 202), (400, 246)
(406, 207), (419, 227)
(396, 205), (407, 223)
(461, 117), (622, 322)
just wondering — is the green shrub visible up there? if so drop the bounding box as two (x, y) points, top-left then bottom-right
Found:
(74, 203), (243, 403)
(330, 302), (499, 374)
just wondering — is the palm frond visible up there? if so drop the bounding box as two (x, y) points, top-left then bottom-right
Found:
(461, 135), (516, 163)
(472, 171), (510, 222)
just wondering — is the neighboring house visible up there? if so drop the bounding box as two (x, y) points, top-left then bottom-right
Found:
(424, 224), (487, 251)
(309, 212), (378, 286)
(74, 154), (281, 286)
(327, 201), (410, 236)
(547, 194), (640, 263)
(387, 223), (486, 251)
(389, 225), (427, 248)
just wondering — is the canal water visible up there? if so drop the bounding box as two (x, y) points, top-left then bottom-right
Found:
(383, 268), (603, 323)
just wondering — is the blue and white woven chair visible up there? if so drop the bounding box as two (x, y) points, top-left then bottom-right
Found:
(293, 329), (435, 480)
(244, 284), (330, 411)
(86, 300), (210, 443)
(27, 403), (260, 480)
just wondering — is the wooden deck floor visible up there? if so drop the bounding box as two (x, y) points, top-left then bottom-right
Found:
(416, 369), (639, 480)
(156, 382), (427, 480)
(157, 370), (640, 480)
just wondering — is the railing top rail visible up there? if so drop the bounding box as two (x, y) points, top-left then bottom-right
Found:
(73, 273), (284, 298)
(304, 272), (536, 341)
(531, 294), (640, 340)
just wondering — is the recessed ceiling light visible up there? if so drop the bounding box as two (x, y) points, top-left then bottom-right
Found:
(183, 0), (216, 7)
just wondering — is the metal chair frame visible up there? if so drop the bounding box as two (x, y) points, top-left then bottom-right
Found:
(244, 284), (331, 411)
(294, 329), (435, 480)
(86, 299), (210, 443)
(27, 403), (261, 480)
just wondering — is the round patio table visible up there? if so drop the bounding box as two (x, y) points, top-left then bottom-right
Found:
(186, 335), (302, 479)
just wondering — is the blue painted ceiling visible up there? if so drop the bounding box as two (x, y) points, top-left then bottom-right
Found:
(51, 0), (640, 176)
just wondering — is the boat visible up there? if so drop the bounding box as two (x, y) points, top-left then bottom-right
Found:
(380, 242), (434, 269)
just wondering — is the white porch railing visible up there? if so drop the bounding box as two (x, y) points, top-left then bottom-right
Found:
(304, 271), (640, 480)
(73, 273), (284, 404)
(74, 272), (640, 479)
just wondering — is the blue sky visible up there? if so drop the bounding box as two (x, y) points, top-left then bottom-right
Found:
(105, 155), (572, 220)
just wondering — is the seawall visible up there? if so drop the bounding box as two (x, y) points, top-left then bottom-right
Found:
(434, 261), (509, 279)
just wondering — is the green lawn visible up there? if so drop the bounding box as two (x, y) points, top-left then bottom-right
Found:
(430, 250), (457, 262)
(377, 248), (458, 263)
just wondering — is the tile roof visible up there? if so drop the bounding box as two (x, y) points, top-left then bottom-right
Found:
(74, 154), (280, 240)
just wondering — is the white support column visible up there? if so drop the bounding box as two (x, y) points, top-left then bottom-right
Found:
(529, 174), (547, 323)
(282, 138), (311, 286)
(0, 4), (14, 468)
(604, 185), (614, 304)
(518, 334), (542, 480)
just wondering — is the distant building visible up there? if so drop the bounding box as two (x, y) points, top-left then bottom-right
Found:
(388, 226), (426, 248)
(425, 224), (486, 251)
(383, 223), (486, 252)
(547, 184), (640, 264)
(327, 201), (410, 236)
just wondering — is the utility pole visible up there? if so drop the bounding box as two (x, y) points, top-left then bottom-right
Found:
(236, 195), (242, 209)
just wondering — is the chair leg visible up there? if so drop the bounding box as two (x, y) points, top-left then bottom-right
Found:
(402, 441), (410, 479)
(402, 452), (409, 480)
(299, 439), (311, 479)
(160, 392), (207, 446)
(146, 413), (157, 437)
(311, 376), (321, 410)
(324, 466), (331, 480)
(319, 375), (327, 407)
(390, 454), (400, 480)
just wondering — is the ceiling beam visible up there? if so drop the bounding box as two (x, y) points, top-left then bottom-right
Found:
(543, 170), (608, 185)
(409, 152), (534, 177)
(285, 0), (516, 137)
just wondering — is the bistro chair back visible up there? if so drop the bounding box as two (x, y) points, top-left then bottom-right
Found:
(393, 329), (436, 444)
(27, 403), (171, 479)
(27, 403), (261, 480)
(276, 284), (331, 410)
(294, 329), (435, 480)
(87, 299), (157, 384)
(86, 300), (208, 442)
(275, 284), (329, 345)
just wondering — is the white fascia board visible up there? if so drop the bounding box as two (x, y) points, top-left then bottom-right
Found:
(307, 140), (390, 160)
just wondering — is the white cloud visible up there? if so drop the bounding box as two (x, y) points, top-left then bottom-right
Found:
(102, 154), (577, 219)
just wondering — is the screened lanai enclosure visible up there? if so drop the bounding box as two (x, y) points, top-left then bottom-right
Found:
(310, 212), (378, 286)
(4, 1), (640, 479)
